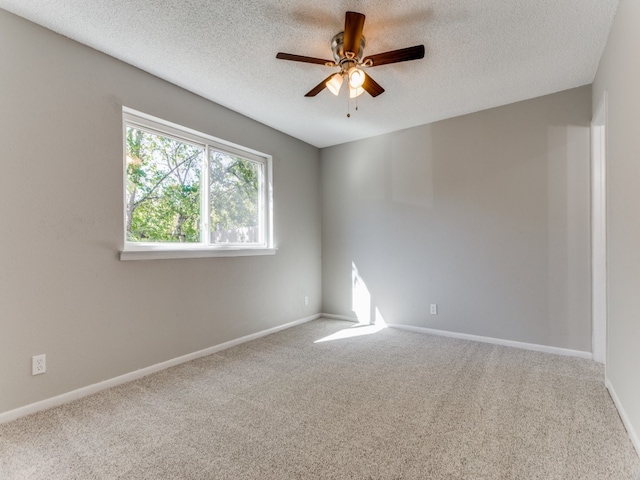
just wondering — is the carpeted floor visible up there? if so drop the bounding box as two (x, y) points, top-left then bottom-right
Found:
(1, 318), (639, 479)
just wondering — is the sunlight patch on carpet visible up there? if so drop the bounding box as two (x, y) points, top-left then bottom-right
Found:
(314, 323), (386, 343)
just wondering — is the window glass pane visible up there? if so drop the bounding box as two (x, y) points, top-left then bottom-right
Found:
(209, 151), (262, 244)
(125, 126), (203, 243)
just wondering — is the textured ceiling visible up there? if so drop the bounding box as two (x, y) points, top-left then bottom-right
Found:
(0, 0), (618, 148)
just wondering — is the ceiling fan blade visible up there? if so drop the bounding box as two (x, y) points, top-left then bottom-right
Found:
(363, 45), (425, 67)
(276, 52), (336, 66)
(343, 11), (365, 56)
(305, 74), (336, 97)
(362, 73), (385, 97)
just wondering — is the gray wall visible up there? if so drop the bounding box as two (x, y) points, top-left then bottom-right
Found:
(592, 0), (640, 449)
(0, 10), (321, 414)
(322, 86), (592, 351)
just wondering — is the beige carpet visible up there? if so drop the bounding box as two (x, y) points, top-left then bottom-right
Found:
(1, 318), (639, 479)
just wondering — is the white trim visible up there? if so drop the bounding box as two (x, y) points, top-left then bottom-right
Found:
(385, 323), (593, 359)
(591, 91), (608, 365)
(0, 314), (321, 425)
(119, 247), (277, 261)
(321, 315), (592, 359)
(606, 379), (640, 458)
(322, 313), (359, 323)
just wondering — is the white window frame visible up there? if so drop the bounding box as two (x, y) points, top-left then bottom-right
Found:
(120, 107), (275, 261)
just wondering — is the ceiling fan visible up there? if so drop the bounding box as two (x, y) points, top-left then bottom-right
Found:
(276, 11), (425, 99)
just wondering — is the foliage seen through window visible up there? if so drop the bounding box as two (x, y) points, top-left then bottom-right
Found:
(125, 123), (265, 246)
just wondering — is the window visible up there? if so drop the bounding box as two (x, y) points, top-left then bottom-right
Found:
(120, 108), (274, 260)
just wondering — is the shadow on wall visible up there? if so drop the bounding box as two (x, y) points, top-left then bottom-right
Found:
(347, 128), (434, 208)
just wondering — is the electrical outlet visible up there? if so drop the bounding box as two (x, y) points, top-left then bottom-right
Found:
(304, 296), (309, 306)
(430, 304), (438, 315)
(32, 354), (46, 375)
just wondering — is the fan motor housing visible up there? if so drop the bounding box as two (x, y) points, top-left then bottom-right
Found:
(331, 32), (365, 65)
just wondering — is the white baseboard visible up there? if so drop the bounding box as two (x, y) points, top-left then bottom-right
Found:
(606, 379), (640, 458)
(0, 314), (321, 425)
(321, 313), (358, 322)
(385, 323), (593, 360)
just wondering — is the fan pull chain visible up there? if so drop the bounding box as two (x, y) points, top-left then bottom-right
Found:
(346, 88), (360, 118)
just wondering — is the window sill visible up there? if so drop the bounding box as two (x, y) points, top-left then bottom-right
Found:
(119, 247), (277, 261)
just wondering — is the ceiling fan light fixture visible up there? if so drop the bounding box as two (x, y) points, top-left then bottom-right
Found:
(348, 67), (365, 89)
(326, 73), (343, 96)
(349, 85), (364, 98)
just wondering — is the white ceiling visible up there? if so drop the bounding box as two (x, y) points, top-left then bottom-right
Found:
(0, 0), (618, 148)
